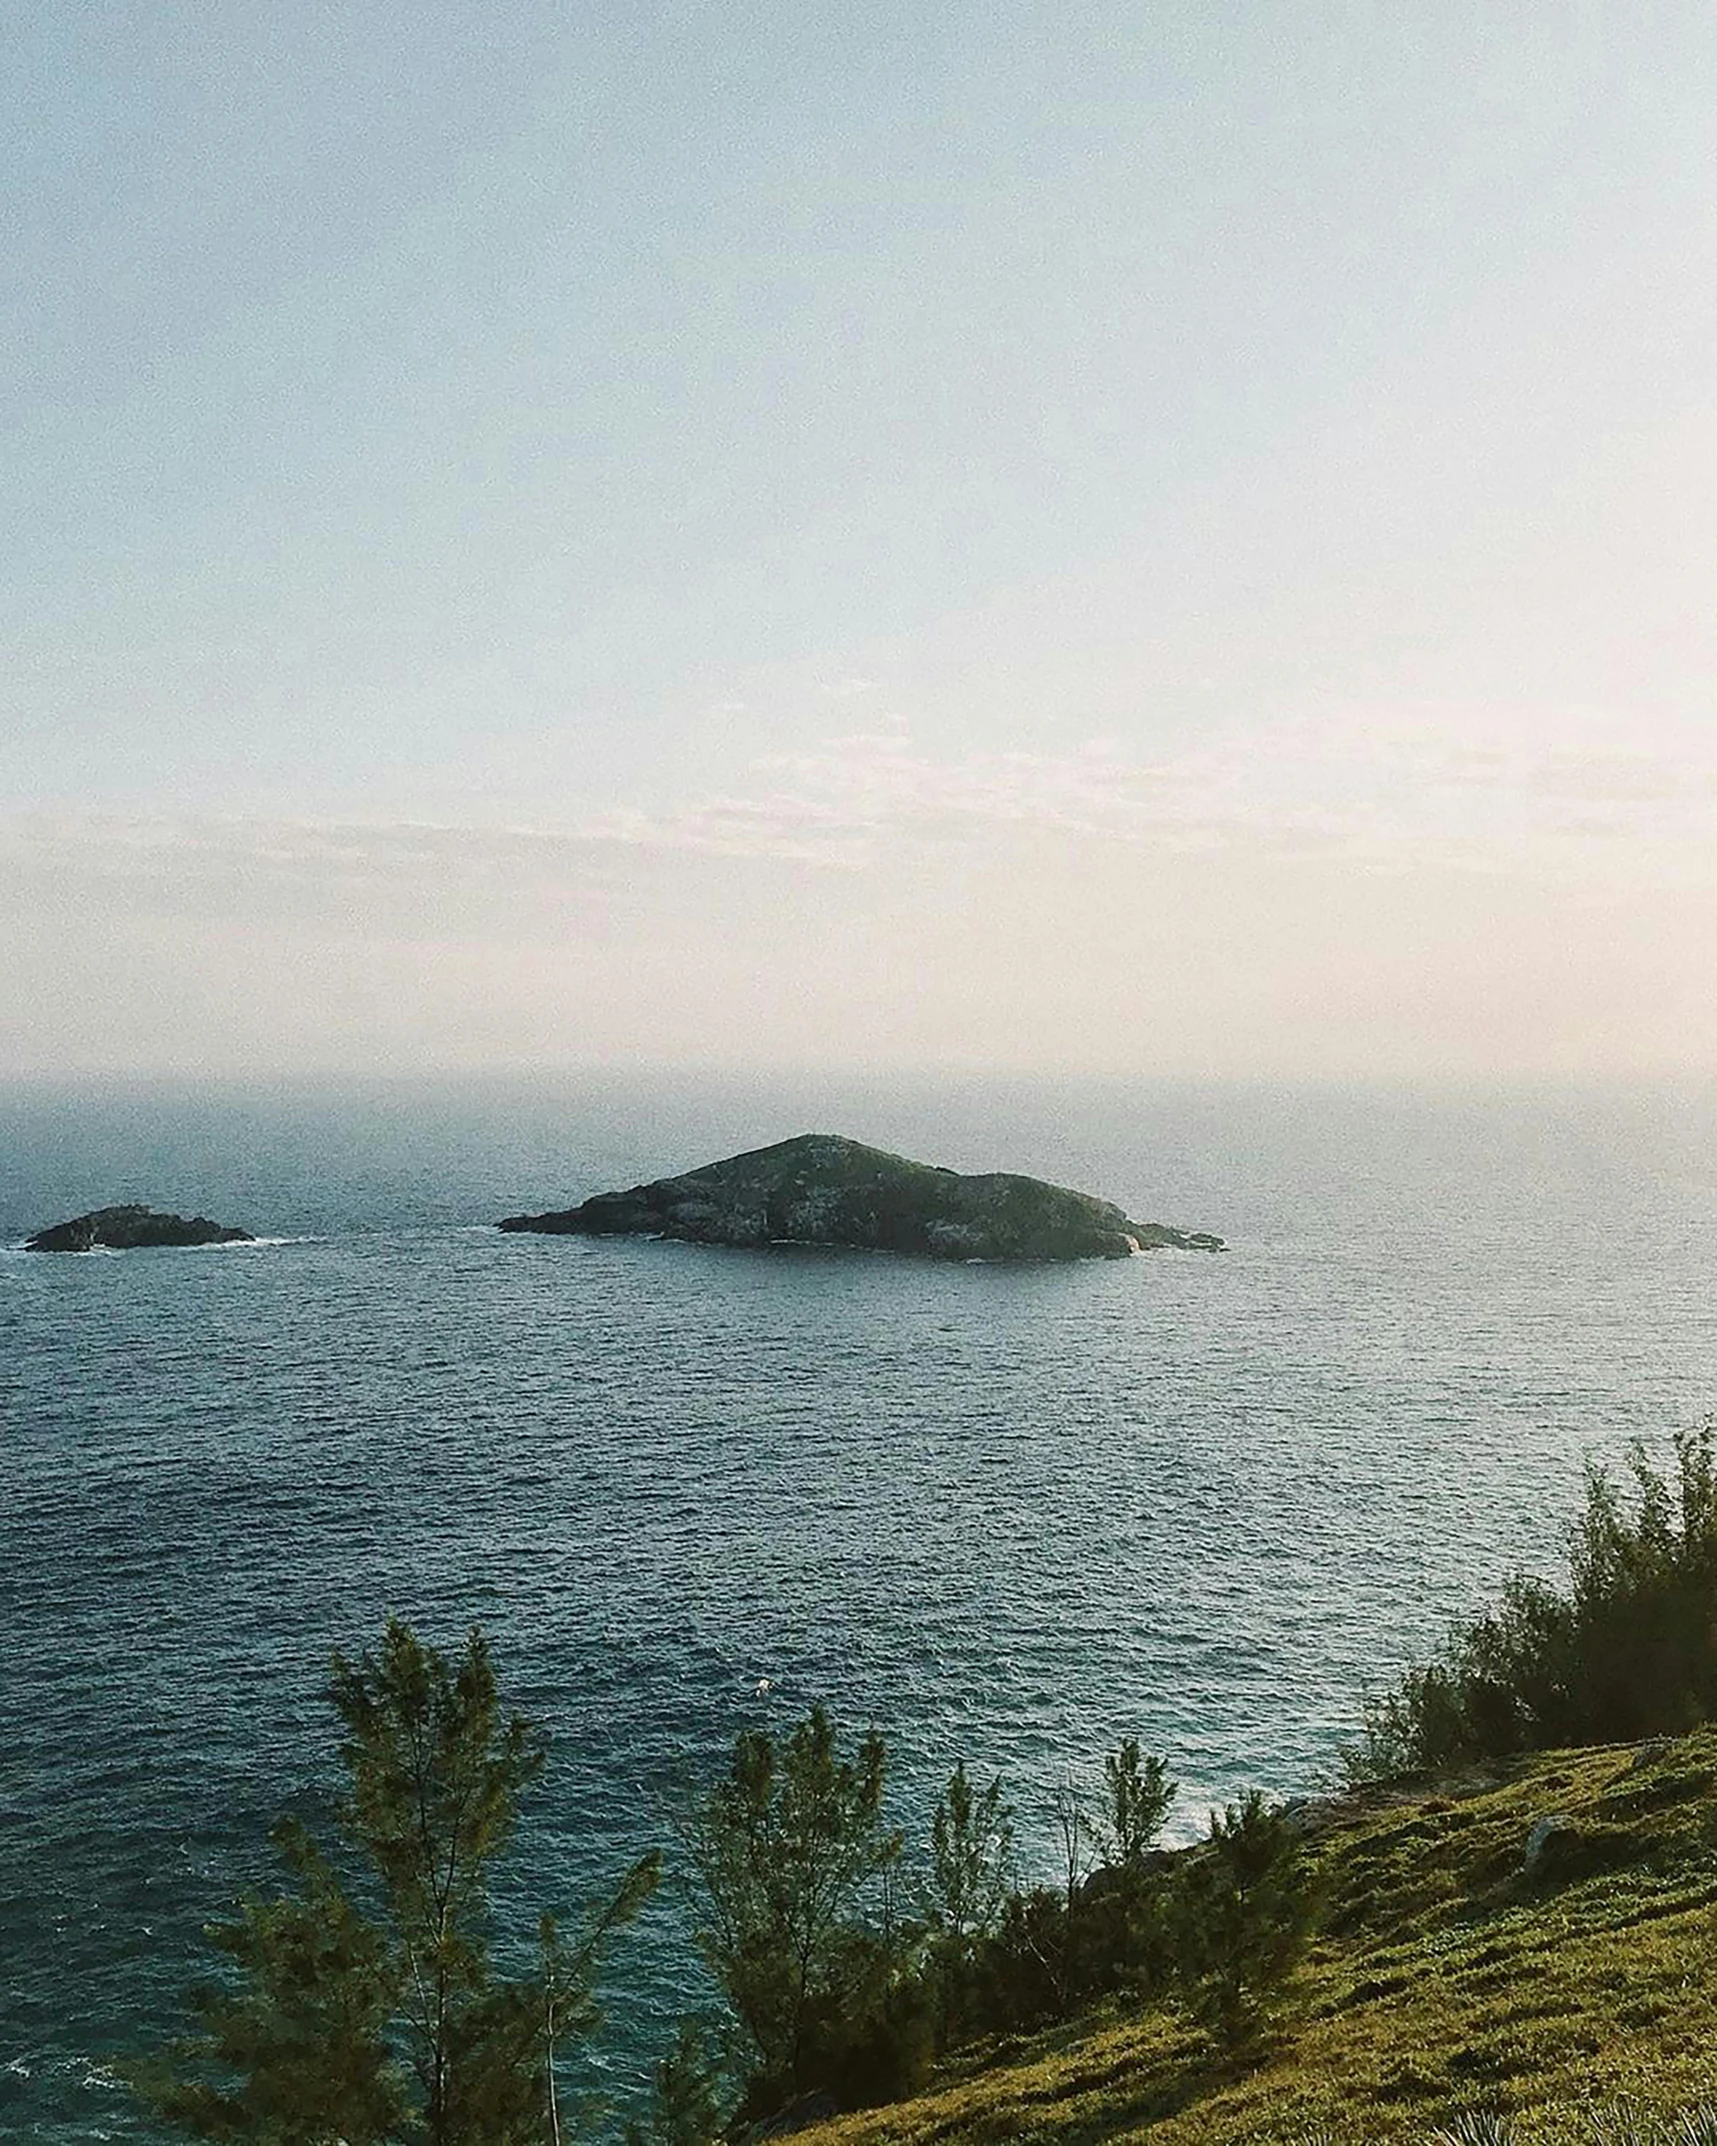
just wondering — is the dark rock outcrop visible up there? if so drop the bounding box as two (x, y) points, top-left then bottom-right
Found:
(24, 1205), (255, 1252)
(498, 1133), (1223, 1263)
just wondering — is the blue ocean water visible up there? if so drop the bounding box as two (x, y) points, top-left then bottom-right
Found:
(4, 1070), (1717, 2141)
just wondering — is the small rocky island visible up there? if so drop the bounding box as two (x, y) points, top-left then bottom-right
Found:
(24, 1205), (255, 1253)
(499, 1133), (1222, 1262)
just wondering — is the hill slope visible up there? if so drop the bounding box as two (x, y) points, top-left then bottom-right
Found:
(801, 1732), (1717, 2144)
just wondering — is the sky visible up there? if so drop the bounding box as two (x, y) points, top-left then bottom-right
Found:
(5, 1), (1717, 1078)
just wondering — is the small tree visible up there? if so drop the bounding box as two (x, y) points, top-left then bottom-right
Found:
(1171, 1790), (1316, 2052)
(929, 1761), (1014, 1948)
(972, 1884), (1070, 2033)
(1045, 1776), (1094, 2011)
(1098, 1740), (1175, 1877)
(926, 1761), (1013, 2044)
(1050, 1776), (1092, 1915)
(132, 1619), (659, 2145)
(333, 1621), (551, 2140)
(684, 1703), (903, 2115)
(1090, 1739), (1177, 1990)
(132, 1820), (405, 2145)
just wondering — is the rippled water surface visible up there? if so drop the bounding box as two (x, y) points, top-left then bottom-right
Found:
(5, 1071), (1717, 2139)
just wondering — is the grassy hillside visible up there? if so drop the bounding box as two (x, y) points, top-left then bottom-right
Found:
(797, 1731), (1717, 2145)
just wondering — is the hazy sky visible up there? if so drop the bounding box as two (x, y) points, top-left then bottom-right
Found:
(7, 3), (1717, 1077)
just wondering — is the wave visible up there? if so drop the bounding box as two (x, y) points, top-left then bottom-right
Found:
(190, 1234), (317, 1250)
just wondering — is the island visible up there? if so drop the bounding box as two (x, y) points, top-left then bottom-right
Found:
(497, 1132), (1222, 1262)
(24, 1205), (256, 1252)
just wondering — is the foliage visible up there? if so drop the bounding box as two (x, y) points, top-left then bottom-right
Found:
(1429, 2120), (1521, 2146)
(929, 1762), (1014, 1947)
(912, 1741), (1176, 2043)
(1581, 2108), (1717, 2146)
(1098, 1738), (1175, 1877)
(926, 1762), (1014, 2044)
(1088, 1738), (1177, 1989)
(778, 1728), (1717, 2146)
(622, 2021), (730, 2146)
(683, 1703), (906, 2117)
(1170, 1789), (1318, 2049)
(131, 1820), (405, 2146)
(131, 1619), (658, 2145)
(1357, 1427), (1717, 1776)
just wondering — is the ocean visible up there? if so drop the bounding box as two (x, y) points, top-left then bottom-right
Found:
(4, 1069), (1717, 2141)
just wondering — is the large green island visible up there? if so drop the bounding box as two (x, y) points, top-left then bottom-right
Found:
(497, 1132), (1223, 1260)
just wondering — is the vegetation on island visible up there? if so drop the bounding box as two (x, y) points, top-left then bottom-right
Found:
(498, 1132), (1223, 1261)
(136, 1427), (1717, 2145)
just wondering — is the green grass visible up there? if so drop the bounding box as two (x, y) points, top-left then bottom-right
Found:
(797, 1732), (1717, 2145)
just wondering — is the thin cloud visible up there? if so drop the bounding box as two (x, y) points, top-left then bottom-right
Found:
(2, 814), (608, 882)
(0, 814), (627, 939)
(685, 712), (1717, 873)
(6, 710), (1713, 906)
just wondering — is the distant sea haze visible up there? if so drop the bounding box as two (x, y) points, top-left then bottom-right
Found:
(4, 1069), (1717, 2141)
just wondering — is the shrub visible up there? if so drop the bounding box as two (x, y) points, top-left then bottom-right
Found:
(969, 1884), (1071, 2033)
(129, 1620), (658, 2146)
(1087, 1739), (1177, 1989)
(925, 1761), (1014, 2044)
(1356, 1426), (1717, 1776)
(945, 1743), (1178, 2042)
(1170, 1790), (1318, 2050)
(622, 2021), (729, 2146)
(682, 1704), (909, 2118)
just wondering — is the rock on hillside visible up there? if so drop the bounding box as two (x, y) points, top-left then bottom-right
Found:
(24, 1205), (255, 1252)
(497, 1133), (1222, 1262)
